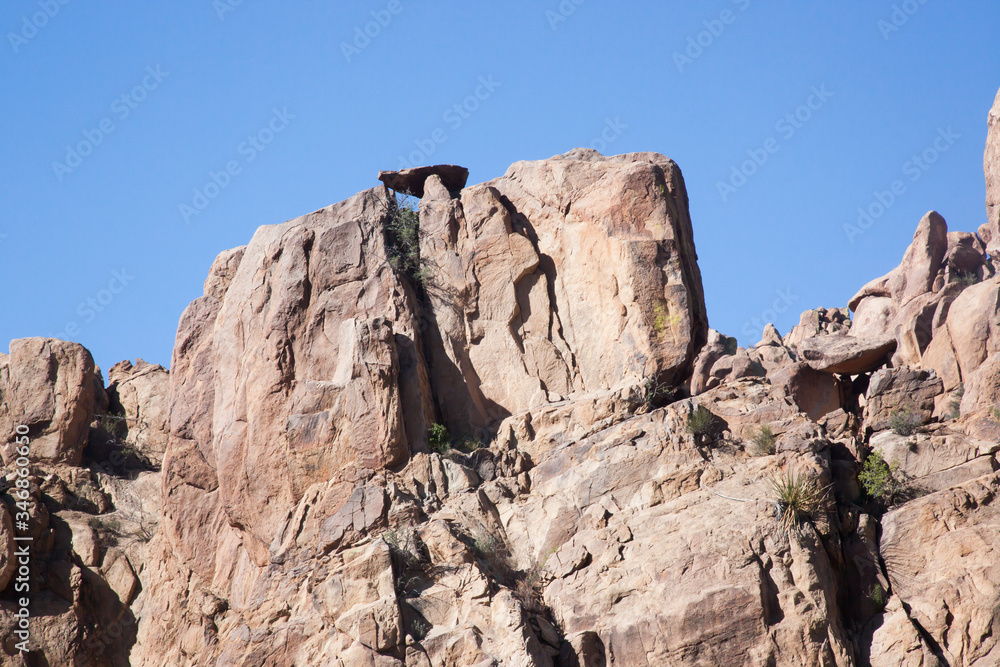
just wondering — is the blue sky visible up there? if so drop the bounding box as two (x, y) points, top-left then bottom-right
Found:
(1, 1), (998, 375)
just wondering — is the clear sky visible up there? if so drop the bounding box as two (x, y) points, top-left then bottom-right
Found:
(2, 1), (998, 375)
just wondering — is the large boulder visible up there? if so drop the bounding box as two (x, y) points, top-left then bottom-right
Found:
(107, 359), (170, 466)
(863, 367), (943, 432)
(163, 187), (434, 572)
(419, 149), (708, 428)
(378, 164), (469, 198)
(799, 334), (896, 375)
(0, 338), (103, 466)
(878, 473), (1000, 665)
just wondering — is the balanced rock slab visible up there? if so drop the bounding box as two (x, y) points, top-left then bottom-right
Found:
(378, 164), (469, 198)
(799, 334), (896, 375)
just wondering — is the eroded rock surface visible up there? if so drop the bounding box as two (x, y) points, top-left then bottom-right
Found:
(4, 89), (1000, 666)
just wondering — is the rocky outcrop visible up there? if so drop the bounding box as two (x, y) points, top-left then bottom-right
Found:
(848, 209), (1000, 418)
(0, 338), (103, 466)
(378, 165), (470, 198)
(163, 186), (433, 575)
(107, 359), (169, 466)
(419, 149), (708, 429)
(5, 87), (1000, 667)
(799, 334), (896, 375)
(862, 367), (943, 432)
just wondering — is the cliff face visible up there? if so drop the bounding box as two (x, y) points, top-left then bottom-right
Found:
(1, 93), (999, 666)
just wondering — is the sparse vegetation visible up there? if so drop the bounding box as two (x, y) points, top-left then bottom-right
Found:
(687, 405), (721, 445)
(386, 195), (429, 285)
(89, 515), (123, 550)
(411, 618), (431, 641)
(750, 424), (777, 456)
(769, 469), (828, 532)
(472, 525), (502, 560)
(956, 270), (980, 287)
(887, 407), (922, 436)
(869, 582), (888, 612)
(384, 526), (427, 595)
(991, 406), (1000, 422)
(859, 450), (903, 505)
(641, 375), (675, 408)
(948, 384), (965, 420)
(514, 559), (547, 615)
(93, 412), (128, 441)
(428, 423), (451, 454)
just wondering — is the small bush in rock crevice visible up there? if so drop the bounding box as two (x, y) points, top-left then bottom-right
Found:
(859, 450), (903, 505)
(687, 405), (721, 445)
(428, 423), (451, 454)
(887, 407), (922, 436)
(750, 425), (776, 456)
(385, 195), (429, 285)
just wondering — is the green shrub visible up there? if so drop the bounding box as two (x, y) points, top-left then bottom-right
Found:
(428, 423), (451, 453)
(687, 405), (720, 443)
(991, 406), (1000, 423)
(750, 425), (776, 456)
(386, 196), (428, 284)
(859, 450), (902, 504)
(769, 470), (828, 532)
(869, 582), (888, 612)
(947, 383), (965, 420)
(887, 407), (922, 436)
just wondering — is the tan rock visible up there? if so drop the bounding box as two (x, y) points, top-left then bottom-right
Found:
(419, 150), (708, 427)
(799, 334), (896, 375)
(0, 506), (15, 592)
(163, 187), (431, 572)
(863, 367), (943, 432)
(880, 473), (1000, 665)
(783, 307), (851, 351)
(378, 164), (469, 198)
(888, 211), (949, 306)
(0, 338), (102, 466)
(771, 362), (843, 420)
(107, 359), (169, 466)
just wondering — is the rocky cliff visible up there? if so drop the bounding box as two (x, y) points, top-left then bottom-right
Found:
(1, 92), (999, 666)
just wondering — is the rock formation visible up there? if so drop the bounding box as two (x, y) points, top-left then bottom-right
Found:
(0, 89), (999, 666)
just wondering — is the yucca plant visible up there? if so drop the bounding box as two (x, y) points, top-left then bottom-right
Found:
(769, 469), (828, 532)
